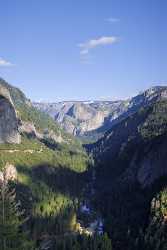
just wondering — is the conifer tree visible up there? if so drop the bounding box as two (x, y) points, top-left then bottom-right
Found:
(0, 170), (34, 250)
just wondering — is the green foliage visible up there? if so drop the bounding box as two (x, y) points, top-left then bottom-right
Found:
(140, 100), (167, 139)
(90, 99), (167, 250)
(0, 78), (113, 249)
(5, 78), (167, 249)
(0, 131), (89, 243)
(0, 180), (34, 250)
(47, 233), (112, 250)
(129, 190), (167, 250)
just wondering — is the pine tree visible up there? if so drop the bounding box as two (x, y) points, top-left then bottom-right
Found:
(0, 172), (34, 250)
(100, 233), (112, 250)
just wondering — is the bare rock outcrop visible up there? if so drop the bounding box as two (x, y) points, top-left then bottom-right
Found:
(0, 85), (21, 144)
(43, 129), (64, 143)
(19, 121), (39, 138)
(0, 163), (17, 184)
(19, 120), (64, 143)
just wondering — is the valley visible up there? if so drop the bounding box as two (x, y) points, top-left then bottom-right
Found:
(0, 78), (167, 250)
(34, 86), (167, 142)
(1, 0), (165, 248)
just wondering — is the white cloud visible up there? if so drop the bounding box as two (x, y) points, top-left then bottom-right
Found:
(0, 58), (13, 67)
(106, 17), (120, 23)
(78, 36), (118, 55)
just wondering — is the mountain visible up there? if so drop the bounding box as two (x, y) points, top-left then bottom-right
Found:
(89, 88), (167, 248)
(0, 78), (82, 148)
(0, 78), (92, 248)
(33, 100), (122, 141)
(1, 77), (167, 249)
(34, 86), (167, 142)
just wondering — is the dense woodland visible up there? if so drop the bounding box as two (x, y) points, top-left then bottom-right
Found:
(91, 100), (167, 250)
(0, 79), (167, 249)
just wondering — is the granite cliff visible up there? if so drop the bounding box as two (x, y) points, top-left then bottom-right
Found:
(0, 85), (20, 144)
(34, 86), (167, 141)
(0, 78), (81, 147)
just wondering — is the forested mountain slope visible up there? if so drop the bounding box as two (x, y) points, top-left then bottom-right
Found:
(1, 77), (167, 249)
(0, 78), (105, 249)
(90, 97), (167, 249)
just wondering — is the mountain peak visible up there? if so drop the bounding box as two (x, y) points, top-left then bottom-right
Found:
(144, 85), (167, 97)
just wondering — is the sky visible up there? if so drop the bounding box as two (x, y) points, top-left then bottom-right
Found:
(0, 0), (166, 101)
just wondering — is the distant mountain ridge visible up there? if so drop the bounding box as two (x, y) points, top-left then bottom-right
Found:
(34, 86), (167, 141)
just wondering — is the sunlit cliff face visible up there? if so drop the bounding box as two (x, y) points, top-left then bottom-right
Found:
(0, 89), (21, 144)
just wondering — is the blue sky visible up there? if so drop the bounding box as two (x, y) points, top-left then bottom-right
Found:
(0, 0), (166, 101)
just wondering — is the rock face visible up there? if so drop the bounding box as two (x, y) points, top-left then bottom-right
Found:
(43, 129), (64, 143)
(34, 100), (122, 138)
(34, 86), (167, 140)
(63, 102), (110, 135)
(0, 78), (78, 146)
(0, 163), (17, 184)
(137, 137), (167, 188)
(19, 120), (64, 143)
(19, 121), (38, 138)
(0, 85), (21, 144)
